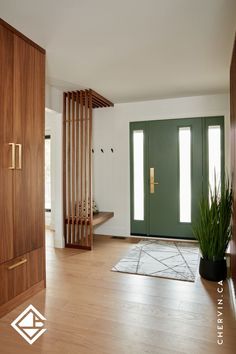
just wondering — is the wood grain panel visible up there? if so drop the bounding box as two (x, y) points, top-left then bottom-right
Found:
(0, 18), (45, 54)
(33, 46), (45, 251)
(0, 19), (46, 317)
(0, 262), (7, 305)
(0, 280), (44, 318)
(92, 212), (114, 226)
(230, 34), (236, 294)
(0, 246), (44, 308)
(0, 24), (14, 264)
(28, 247), (44, 287)
(65, 212), (114, 227)
(1, 254), (28, 302)
(13, 35), (45, 256)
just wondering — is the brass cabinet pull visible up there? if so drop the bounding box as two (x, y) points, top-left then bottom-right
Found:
(8, 143), (16, 170)
(150, 167), (159, 194)
(15, 144), (22, 170)
(8, 258), (27, 270)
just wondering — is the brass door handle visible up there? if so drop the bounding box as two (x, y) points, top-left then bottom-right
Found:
(150, 167), (159, 194)
(8, 258), (27, 270)
(8, 143), (16, 169)
(15, 144), (22, 170)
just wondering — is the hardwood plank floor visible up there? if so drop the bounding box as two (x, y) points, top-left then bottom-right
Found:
(0, 233), (235, 353)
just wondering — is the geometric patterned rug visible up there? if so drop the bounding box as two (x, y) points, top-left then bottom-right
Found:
(112, 240), (200, 282)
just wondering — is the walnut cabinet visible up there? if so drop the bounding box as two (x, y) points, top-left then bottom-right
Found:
(0, 19), (45, 317)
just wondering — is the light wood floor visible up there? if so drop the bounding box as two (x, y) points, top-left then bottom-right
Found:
(0, 233), (235, 354)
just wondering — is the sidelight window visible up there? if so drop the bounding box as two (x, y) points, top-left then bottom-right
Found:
(208, 126), (221, 197)
(179, 127), (191, 223)
(133, 130), (144, 221)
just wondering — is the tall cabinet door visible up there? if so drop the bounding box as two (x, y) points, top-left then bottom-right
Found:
(0, 24), (14, 264)
(13, 35), (45, 257)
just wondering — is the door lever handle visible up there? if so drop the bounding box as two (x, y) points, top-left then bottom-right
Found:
(8, 143), (16, 170)
(150, 167), (159, 194)
(15, 144), (22, 170)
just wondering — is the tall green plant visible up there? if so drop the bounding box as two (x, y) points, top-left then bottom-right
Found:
(193, 178), (232, 261)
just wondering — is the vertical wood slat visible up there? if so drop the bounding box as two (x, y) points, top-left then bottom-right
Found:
(230, 35), (236, 292)
(84, 90), (88, 246)
(63, 93), (67, 244)
(71, 92), (75, 243)
(89, 90), (93, 248)
(80, 91), (84, 246)
(67, 93), (71, 244)
(78, 92), (81, 243)
(76, 91), (79, 243)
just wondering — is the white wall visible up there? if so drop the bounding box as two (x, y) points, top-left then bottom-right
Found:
(93, 93), (230, 237)
(45, 108), (64, 248)
(46, 84), (63, 113)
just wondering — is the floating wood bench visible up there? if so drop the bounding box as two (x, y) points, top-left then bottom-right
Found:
(93, 212), (114, 226)
(65, 212), (114, 226)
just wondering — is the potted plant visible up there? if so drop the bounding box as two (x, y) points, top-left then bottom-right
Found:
(193, 178), (232, 281)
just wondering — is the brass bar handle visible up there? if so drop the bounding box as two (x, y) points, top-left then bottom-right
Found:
(8, 258), (27, 270)
(16, 144), (22, 170)
(150, 167), (159, 194)
(8, 143), (16, 170)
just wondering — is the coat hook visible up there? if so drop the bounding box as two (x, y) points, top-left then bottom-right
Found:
(101, 148), (104, 153)
(111, 148), (114, 153)
(92, 149), (94, 153)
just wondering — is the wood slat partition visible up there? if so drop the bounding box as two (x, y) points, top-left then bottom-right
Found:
(63, 89), (113, 250)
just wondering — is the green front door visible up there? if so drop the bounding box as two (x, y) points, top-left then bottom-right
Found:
(130, 116), (224, 239)
(148, 118), (202, 238)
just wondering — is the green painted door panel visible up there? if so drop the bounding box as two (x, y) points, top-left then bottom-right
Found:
(148, 118), (202, 238)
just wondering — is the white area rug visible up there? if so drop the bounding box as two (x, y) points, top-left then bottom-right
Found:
(112, 240), (200, 282)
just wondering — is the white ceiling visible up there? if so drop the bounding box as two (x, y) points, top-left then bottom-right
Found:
(0, 0), (236, 103)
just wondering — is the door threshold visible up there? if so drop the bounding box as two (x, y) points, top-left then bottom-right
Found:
(129, 234), (198, 243)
